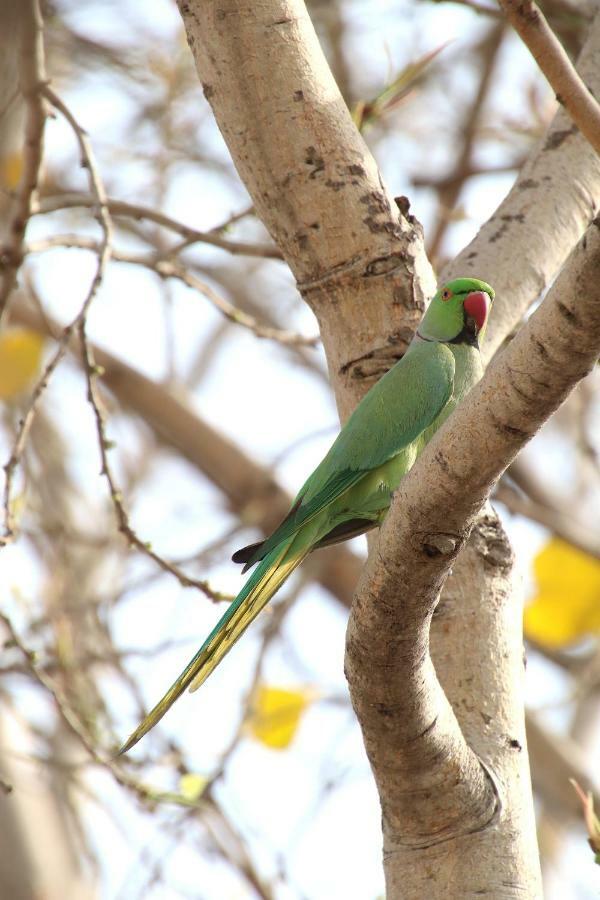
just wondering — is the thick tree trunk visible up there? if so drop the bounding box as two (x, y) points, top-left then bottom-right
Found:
(174, 1), (600, 896)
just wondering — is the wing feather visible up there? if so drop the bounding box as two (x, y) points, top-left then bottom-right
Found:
(243, 342), (455, 567)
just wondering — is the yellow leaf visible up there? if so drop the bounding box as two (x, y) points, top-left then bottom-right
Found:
(0, 329), (44, 400)
(178, 772), (207, 801)
(245, 685), (315, 750)
(0, 152), (23, 190)
(524, 539), (600, 647)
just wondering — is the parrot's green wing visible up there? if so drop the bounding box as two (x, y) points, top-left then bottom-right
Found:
(242, 341), (456, 567)
(119, 342), (456, 754)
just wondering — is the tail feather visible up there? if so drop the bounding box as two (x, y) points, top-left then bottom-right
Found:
(118, 540), (308, 754)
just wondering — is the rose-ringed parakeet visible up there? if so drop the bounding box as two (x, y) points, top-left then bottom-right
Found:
(120, 277), (494, 753)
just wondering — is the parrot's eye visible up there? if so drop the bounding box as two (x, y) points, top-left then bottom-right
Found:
(441, 288), (452, 301)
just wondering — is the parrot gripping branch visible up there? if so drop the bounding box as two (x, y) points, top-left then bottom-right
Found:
(345, 217), (600, 871)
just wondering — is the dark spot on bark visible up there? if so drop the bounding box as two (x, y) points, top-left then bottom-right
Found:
(467, 251), (478, 260)
(511, 381), (536, 404)
(325, 178), (346, 191)
(202, 83), (214, 100)
(508, 738), (522, 751)
(348, 164), (366, 176)
(556, 300), (577, 324)
(364, 252), (406, 276)
(305, 146), (325, 178)
(533, 338), (549, 360)
(339, 351), (374, 376)
(293, 90), (304, 102)
(488, 213), (523, 241)
(359, 191), (388, 214)
(363, 216), (402, 237)
(491, 415), (530, 440)
(544, 125), (577, 150)
(295, 232), (309, 249)
(518, 178), (538, 190)
(387, 327), (413, 346)
(480, 712), (492, 725)
(271, 17), (292, 25)
(434, 450), (450, 475)
(308, 222), (320, 230)
(488, 222), (509, 244)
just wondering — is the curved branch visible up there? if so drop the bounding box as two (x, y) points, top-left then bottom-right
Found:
(346, 218), (600, 894)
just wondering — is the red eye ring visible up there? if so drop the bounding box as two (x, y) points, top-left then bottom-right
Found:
(441, 288), (452, 301)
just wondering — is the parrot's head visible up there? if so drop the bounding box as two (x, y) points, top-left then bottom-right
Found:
(418, 277), (494, 347)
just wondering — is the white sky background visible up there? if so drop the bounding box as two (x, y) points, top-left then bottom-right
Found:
(2, 0), (600, 898)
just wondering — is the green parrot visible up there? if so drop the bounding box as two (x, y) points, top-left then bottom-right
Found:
(120, 276), (494, 754)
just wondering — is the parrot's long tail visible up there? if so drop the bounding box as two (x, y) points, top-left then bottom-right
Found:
(118, 539), (308, 754)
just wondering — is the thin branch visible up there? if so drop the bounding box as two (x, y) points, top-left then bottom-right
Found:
(443, 11), (600, 362)
(426, 23), (505, 263)
(25, 233), (318, 347)
(1, 610), (276, 899)
(526, 711), (600, 818)
(41, 89), (231, 605)
(494, 480), (600, 559)
(498, 1), (600, 155)
(34, 192), (281, 259)
(9, 299), (361, 607)
(0, 0), (47, 327)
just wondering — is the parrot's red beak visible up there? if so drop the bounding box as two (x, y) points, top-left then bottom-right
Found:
(464, 291), (491, 332)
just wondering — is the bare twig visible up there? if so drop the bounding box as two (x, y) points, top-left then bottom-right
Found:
(498, 1), (600, 154)
(494, 480), (600, 559)
(0, 0), (47, 326)
(526, 712), (600, 818)
(426, 23), (505, 263)
(434, 0), (499, 14)
(34, 192), (281, 258)
(42, 89), (231, 604)
(9, 299), (362, 608)
(25, 233), (318, 347)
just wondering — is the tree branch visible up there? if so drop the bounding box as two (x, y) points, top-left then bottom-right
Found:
(498, 0), (600, 155)
(444, 10), (600, 361)
(0, 0), (47, 327)
(25, 232), (317, 346)
(9, 298), (362, 608)
(346, 218), (600, 894)
(175, 0), (436, 420)
(34, 192), (282, 259)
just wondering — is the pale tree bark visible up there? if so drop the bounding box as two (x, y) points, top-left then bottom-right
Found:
(346, 219), (600, 895)
(172, 1), (600, 896)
